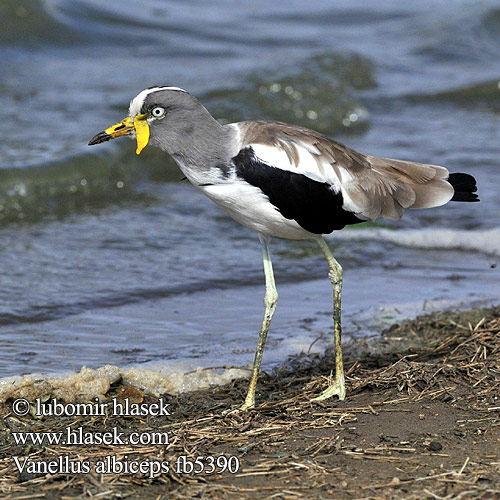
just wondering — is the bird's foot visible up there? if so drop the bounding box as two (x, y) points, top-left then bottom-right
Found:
(221, 398), (255, 416)
(238, 397), (255, 412)
(311, 374), (346, 402)
(221, 407), (240, 416)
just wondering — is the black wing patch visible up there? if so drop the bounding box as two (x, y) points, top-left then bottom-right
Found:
(233, 147), (363, 234)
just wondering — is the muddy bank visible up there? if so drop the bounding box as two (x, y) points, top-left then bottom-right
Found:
(0, 306), (499, 499)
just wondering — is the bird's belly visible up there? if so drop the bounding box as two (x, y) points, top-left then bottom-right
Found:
(199, 183), (316, 240)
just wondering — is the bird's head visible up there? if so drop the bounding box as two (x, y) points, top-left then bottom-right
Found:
(88, 86), (203, 155)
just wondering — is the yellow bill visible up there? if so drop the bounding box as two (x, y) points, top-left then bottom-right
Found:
(88, 114), (150, 155)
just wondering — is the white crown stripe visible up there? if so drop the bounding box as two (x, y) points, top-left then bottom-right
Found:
(129, 87), (186, 116)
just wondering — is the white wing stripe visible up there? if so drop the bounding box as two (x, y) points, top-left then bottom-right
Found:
(250, 143), (342, 189)
(249, 142), (370, 216)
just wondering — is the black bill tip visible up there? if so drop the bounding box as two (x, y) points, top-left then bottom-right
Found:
(88, 131), (112, 146)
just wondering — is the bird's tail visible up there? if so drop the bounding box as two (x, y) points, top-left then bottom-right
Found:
(448, 173), (479, 202)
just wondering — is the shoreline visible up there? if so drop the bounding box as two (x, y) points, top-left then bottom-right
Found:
(0, 305), (499, 499)
(2, 290), (498, 404)
(2, 262), (497, 382)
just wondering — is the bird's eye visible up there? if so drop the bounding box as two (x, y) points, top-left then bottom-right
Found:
(151, 106), (166, 118)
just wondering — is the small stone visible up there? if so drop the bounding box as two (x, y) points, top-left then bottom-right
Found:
(428, 441), (443, 451)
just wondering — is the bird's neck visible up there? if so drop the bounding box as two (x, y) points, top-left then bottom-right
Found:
(167, 116), (238, 186)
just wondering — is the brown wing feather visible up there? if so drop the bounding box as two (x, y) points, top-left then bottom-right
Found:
(235, 120), (454, 221)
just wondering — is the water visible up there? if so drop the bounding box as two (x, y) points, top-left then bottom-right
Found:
(1, 0), (499, 385)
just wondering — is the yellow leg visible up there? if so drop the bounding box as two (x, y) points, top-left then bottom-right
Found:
(312, 237), (346, 401)
(240, 235), (278, 410)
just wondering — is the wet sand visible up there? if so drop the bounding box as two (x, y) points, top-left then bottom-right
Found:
(1, 306), (499, 499)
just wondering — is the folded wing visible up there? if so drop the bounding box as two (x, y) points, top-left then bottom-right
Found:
(236, 120), (455, 221)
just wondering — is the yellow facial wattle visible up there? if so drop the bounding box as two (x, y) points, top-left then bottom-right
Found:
(133, 115), (150, 155)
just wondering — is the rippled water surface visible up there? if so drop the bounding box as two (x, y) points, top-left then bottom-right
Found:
(1, 0), (499, 379)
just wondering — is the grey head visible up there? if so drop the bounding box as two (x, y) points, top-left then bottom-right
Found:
(89, 86), (237, 171)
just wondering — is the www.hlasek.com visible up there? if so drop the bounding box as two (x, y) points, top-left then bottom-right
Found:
(13, 425), (169, 446)
(10, 397), (240, 477)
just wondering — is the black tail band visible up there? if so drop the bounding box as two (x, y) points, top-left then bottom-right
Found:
(448, 173), (479, 202)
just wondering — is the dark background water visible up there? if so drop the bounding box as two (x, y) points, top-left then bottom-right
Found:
(0, 0), (498, 378)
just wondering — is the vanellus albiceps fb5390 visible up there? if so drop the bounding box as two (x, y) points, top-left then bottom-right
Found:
(89, 86), (478, 410)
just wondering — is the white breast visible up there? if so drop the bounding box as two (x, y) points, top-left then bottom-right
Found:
(199, 182), (316, 240)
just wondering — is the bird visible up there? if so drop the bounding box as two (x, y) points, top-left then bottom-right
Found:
(89, 86), (478, 410)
